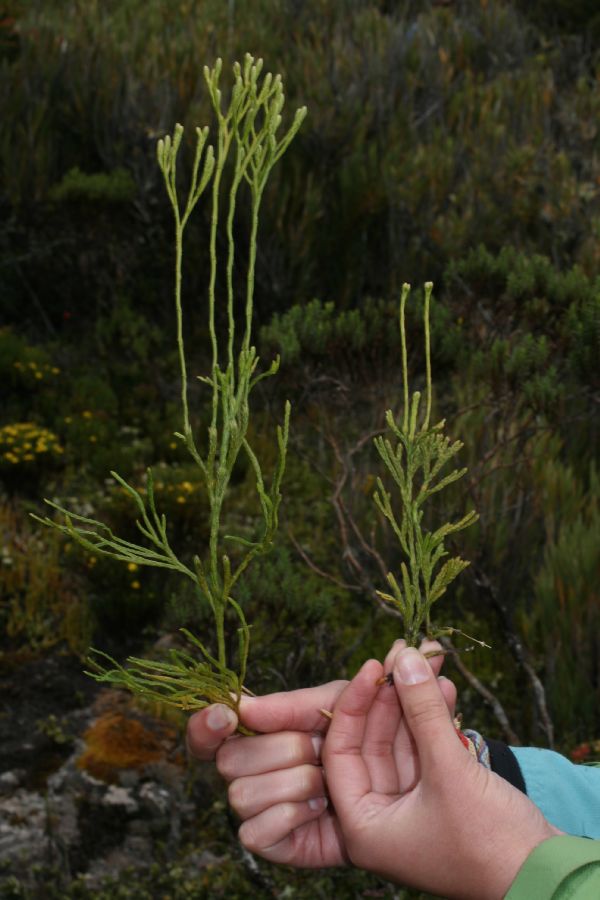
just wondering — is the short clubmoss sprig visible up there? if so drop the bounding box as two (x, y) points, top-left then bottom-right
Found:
(373, 282), (483, 648)
(33, 55), (307, 723)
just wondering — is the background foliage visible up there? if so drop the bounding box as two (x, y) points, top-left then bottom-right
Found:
(1, 0), (599, 896)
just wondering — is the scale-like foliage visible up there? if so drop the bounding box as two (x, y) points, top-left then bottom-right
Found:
(373, 283), (479, 646)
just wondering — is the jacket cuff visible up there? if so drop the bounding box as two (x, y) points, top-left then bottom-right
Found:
(505, 836), (600, 899)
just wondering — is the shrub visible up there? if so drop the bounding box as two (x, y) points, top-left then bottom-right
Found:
(0, 421), (64, 492)
(49, 167), (136, 206)
(0, 500), (91, 655)
(518, 461), (600, 744)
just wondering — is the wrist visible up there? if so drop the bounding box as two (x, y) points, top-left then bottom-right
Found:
(489, 823), (564, 900)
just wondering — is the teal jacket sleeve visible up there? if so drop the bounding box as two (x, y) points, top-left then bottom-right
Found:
(511, 748), (600, 839)
(505, 836), (600, 899)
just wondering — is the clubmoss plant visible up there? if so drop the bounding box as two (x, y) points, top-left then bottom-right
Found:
(373, 282), (482, 648)
(33, 55), (306, 724)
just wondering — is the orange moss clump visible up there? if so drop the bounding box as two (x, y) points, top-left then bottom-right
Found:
(77, 711), (182, 782)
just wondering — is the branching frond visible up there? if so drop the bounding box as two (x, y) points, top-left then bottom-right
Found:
(374, 282), (480, 646)
(35, 55), (305, 722)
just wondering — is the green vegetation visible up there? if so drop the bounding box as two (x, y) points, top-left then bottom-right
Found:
(1, 1), (599, 896)
(34, 55), (305, 721)
(373, 283), (479, 646)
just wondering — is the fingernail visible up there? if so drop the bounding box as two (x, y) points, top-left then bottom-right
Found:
(395, 648), (431, 685)
(308, 796), (328, 811)
(311, 734), (323, 760)
(206, 704), (236, 731)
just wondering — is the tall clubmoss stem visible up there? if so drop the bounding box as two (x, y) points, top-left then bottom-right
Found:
(34, 54), (306, 719)
(423, 281), (433, 431)
(245, 190), (261, 354)
(400, 283), (410, 433)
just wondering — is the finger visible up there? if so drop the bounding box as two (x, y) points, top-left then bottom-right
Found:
(217, 729), (323, 780)
(392, 647), (462, 776)
(382, 639), (445, 684)
(393, 674), (456, 793)
(228, 763), (325, 819)
(438, 675), (457, 719)
(361, 678), (402, 794)
(237, 680), (347, 735)
(383, 638), (406, 673)
(323, 659), (383, 818)
(238, 797), (334, 864)
(186, 704), (238, 761)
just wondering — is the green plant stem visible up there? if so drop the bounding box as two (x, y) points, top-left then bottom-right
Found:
(400, 283), (410, 432)
(245, 189), (261, 353)
(35, 55), (305, 719)
(424, 281), (433, 431)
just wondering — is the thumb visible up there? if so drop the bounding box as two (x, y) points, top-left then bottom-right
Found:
(393, 646), (462, 774)
(187, 704), (238, 761)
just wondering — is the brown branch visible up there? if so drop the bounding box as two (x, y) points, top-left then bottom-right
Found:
(472, 565), (554, 748)
(340, 496), (389, 584)
(287, 529), (361, 594)
(440, 636), (521, 746)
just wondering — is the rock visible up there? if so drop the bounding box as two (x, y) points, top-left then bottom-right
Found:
(0, 655), (217, 895)
(138, 781), (170, 817)
(102, 785), (139, 814)
(0, 789), (46, 864)
(0, 770), (24, 794)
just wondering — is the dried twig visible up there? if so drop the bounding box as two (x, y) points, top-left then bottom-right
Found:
(472, 566), (554, 748)
(439, 635), (521, 746)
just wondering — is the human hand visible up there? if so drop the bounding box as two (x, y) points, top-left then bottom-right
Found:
(323, 646), (562, 900)
(186, 640), (453, 868)
(187, 679), (348, 867)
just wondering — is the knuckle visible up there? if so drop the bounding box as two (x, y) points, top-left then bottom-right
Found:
(363, 737), (393, 758)
(297, 764), (321, 798)
(284, 733), (305, 766)
(227, 779), (249, 815)
(409, 694), (447, 728)
(279, 801), (298, 829)
(215, 743), (236, 779)
(238, 820), (258, 852)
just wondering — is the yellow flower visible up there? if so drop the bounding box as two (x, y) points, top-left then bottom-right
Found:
(34, 371), (43, 379)
(176, 495), (186, 504)
(181, 481), (194, 492)
(169, 442), (177, 449)
(51, 367), (60, 374)
(130, 580), (141, 590)
(23, 454), (34, 461)
(82, 411), (93, 419)
(127, 563), (138, 572)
